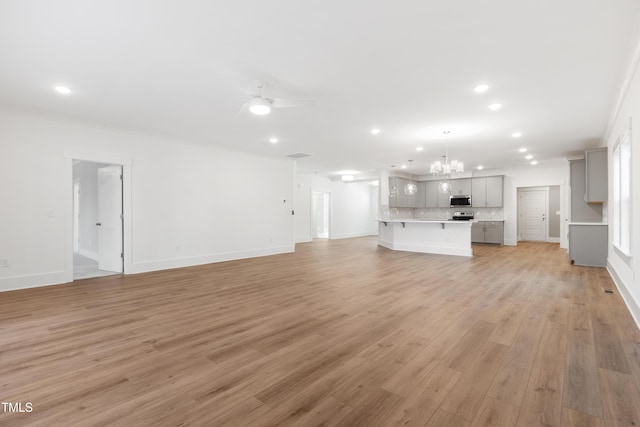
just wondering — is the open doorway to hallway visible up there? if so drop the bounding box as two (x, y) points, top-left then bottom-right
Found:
(72, 160), (123, 280)
(311, 192), (331, 239)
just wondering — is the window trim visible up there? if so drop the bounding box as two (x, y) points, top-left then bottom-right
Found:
(612, 120), (632, 258)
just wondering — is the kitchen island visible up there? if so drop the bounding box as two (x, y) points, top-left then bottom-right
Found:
(378, 219), (473, 257)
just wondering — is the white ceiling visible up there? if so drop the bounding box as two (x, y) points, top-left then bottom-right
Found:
(1, 1), (639, 179)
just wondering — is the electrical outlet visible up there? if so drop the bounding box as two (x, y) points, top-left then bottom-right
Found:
(1, 258), (9, 268)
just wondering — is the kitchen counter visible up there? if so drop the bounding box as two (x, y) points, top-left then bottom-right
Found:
(378, 220), (473, 257)
(379, 219), (477, 224)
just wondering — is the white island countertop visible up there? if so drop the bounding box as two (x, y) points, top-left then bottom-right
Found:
(379, 219), (475, 224)
(378, 219), (473, 257)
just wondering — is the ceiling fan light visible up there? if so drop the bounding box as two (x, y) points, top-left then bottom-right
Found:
(249, 98), (271, 115)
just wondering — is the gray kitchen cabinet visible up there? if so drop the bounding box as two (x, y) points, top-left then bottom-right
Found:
(416, 181), (427, 208)
(585, 148), (607, 203)
(471, 222), (485, 243)
(437, 181), (451, 206)
(569, 160), (602, 222)
(471, 221), (504, 244)
(424, 180), (438, 207)
(424, 180), (451, 207)
(568, 224), (607, 267)
(450, 178), (471, 196)
(472, 176), (504, 207)
(484, 221), (504, 244)
(388, 177), (418, 208)
(485, 177), (504, 207)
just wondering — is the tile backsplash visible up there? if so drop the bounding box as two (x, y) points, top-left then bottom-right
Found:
(379, 206), (504, 221)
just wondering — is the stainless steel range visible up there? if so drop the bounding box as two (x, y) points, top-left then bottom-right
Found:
(451, 211), (475, 221)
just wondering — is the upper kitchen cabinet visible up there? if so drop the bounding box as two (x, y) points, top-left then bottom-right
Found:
(569, 160), (602, 222)
(416, 181), (427, 208)
(450, 178), (471, 196)
(585, 148), (607, 203)
(388, 177), (418, 208)
(424, 180), (451, 207)
(471, 176), (504, 207)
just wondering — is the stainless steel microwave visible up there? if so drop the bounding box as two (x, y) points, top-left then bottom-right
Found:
(450, 195), (471, 207)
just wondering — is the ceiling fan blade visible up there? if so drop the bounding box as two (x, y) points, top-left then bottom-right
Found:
(236, 102), (250, 117)
(271, 98), (316, 109)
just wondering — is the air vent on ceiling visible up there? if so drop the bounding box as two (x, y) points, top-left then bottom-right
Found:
(286, 153), (312, 159)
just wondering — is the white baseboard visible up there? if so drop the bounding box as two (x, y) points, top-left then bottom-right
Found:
(547, 237), (560, 243)
(330, 231), (378, 240)
(295, 236), (312, 244)
(130, 244), (295, 274)
(504, 238), (518, 246)
(0, 271), (67, 292)
(378, 239), (472, 257)
(78, 248), (98, 261)
(607, 262), (640, 329)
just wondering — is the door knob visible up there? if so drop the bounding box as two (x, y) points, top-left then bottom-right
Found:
(96, 222), (102, 226)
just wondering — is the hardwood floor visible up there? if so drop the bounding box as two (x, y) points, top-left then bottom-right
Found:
(1, 237), (639, 426)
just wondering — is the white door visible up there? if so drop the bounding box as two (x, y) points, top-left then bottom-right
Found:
(519, 189), (547, 241)
(98, 166), (123, 272)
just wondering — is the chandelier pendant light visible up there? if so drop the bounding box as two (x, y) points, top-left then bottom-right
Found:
(430, 131), (464, 193)
(404, 160), (417, 195)
(430, 131), (464, 175)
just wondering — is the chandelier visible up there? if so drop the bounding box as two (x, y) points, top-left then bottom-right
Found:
(430, 130), (464, 175)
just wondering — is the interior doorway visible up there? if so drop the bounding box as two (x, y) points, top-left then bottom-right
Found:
(518, 186), (559, 242)
(311, 192), (331, 239)
(72, 160), (123, 280)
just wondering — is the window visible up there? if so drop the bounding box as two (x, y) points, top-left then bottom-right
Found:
(612, 127), (631, 256)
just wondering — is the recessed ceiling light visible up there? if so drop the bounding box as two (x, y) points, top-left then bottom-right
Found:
(269, 137), (278, 144)
(531, 160), (538, 165)
(519, 148), (527, 153)
(474, 84), (489, 93)
(54, 85), (72, 95)
(416, 146), (423, 152)
(525, 155), (533, 160)
(512, 132), (522, 138)
(488, 103), (502, 111)
(477, 165), (484, 170)
(371, 128), (381, 135)
(401, 164), (407, 169)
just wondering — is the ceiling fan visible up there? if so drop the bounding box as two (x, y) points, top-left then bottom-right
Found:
(241, 81), (315, 116)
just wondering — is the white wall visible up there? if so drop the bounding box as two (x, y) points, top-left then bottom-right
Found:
(294, 173), (378, 243)
(0, 108), (294, 291)
(474, 161), (570, 247)
(605, 31), (640, 326)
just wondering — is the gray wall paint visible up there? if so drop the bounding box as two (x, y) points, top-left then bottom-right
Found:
(549, 185), (560, 238)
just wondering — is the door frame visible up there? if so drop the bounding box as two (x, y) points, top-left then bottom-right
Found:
(64, 150), (133, 283)
(517, 186), (549, 242)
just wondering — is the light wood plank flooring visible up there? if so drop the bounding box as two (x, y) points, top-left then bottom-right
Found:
(1, 237), (639, 426)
